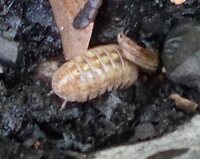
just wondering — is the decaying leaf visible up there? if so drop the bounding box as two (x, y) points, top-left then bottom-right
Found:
(169, 93), (198, 112)
(49, 0), (94, 60)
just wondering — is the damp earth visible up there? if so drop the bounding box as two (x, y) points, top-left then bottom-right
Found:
(0, 0), (200, 158)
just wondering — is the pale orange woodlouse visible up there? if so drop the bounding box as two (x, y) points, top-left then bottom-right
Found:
(51, 33), (158, 108)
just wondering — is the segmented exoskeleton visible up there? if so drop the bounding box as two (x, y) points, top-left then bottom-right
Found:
(51, 33), (158, 109)
(52, 44), (138, 107)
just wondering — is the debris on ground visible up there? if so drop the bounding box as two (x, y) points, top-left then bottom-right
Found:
(90, 115), (200, 159)
(33, 57), (62, 82)
(162, 21), (200, 93)
(169, 93), (198, 112)
(73, 0), (103, 29)
(0, 0), (199, 158)
(49, 0), (94, 60)
(0, 36), (19, 65)
(132, 123), (156, 141)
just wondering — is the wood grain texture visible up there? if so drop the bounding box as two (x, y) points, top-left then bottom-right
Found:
(52, 44), (138, 102)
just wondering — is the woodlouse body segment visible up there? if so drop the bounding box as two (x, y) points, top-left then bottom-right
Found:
(52, 44), (138, 103)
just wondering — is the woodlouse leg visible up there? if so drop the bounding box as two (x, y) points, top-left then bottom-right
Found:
(47, 90), (67, 110)
(61, 100), (68, 110)
(73, 0), (103, 29)
(47, 90), (54, 96)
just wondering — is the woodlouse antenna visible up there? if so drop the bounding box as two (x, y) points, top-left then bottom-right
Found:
(61, 100), (68, 110)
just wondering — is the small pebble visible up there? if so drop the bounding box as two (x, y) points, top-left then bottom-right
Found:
(0, 64), (3, 74)
(0, 36), (19, 65)
(94, 93), (121, 120)
(33, 58), (61, 82)
(133, 123), (156, 140)
(162, 21), (200, 92)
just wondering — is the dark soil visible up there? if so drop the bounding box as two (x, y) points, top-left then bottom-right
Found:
(0, 0), (199, 158)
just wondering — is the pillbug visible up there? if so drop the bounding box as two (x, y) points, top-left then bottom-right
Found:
(51, 33), (158, 109)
